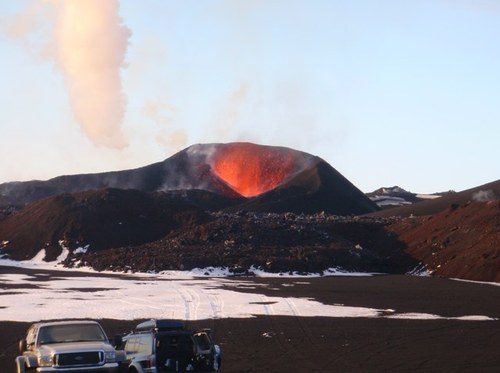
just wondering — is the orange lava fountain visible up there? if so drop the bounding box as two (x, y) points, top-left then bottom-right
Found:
(210, 143), (301, 197)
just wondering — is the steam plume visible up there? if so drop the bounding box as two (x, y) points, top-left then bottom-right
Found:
(472, 189), (495, 202)
(51, 0), (131, 148)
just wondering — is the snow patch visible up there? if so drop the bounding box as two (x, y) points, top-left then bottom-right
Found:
(0, 269), (382, 322)
(452, 278), (500, 288)
(74, 245), (90, 254)
(416, 193), (441, 200)
(386, 313), (496, 321)
(369, 196), (412, 207)
(407, 263), (431, 277)
(0, 257), (496, 323)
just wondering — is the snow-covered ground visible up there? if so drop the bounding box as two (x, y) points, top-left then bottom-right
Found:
(369, 195), (412, 207)
(0, 251), (496, 322)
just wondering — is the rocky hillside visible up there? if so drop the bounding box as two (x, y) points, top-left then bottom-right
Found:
(67, 212), (415, 275)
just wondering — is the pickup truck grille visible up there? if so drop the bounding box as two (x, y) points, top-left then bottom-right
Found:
(55, 351), (103, 366)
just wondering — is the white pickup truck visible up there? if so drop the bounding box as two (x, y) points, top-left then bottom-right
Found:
(15, 319), (124, 373)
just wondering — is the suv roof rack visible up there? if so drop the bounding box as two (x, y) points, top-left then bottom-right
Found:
(135, 319), (185, 332)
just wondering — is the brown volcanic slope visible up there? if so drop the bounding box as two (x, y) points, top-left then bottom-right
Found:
(0, 142), (378, 216)
(365, 180), (500, 282)
(387, 200), (500, 282)
(0, 188), (209, 261)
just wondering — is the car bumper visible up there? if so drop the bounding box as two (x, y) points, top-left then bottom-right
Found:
(36, 362), (119, 372)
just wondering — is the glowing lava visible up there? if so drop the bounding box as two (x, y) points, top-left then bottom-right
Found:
(210, 143), (308, 197)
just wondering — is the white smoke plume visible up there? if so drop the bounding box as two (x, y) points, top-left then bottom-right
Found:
(3, 0), (131, 149)
(51, 0), (131, 148)
(472, 189), (495, 202)
(207, 83), (249, 141)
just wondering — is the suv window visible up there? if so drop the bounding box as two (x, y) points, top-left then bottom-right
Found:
(157, 334), (194, 358)
(137, 334), (152, 354)
(125, 335), (138, 354)
(193, 332), (212, 352)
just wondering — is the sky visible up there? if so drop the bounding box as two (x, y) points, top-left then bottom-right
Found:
(0, 0), (499, 194)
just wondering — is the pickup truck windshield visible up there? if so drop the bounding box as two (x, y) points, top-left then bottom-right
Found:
(38, 324), (107, 345)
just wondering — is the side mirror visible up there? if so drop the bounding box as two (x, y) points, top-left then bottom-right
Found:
(18, 338), (27, 353)
(115, 350), (126, 363)
(113, 334), (123, 348)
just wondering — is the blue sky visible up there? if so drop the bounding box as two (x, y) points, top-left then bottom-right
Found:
(1, 0), (499, 193)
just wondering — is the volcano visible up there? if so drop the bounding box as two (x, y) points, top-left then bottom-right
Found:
(0, 143), (378, 215)
(1, 144), (498, 282)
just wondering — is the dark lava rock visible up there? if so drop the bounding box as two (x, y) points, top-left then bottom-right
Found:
(64, 211), (416, 276)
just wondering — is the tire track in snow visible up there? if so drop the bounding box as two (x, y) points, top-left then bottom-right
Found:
(261, 294), (275, 316)
(172, 282), (194, 320)
(109, 281), (165, 318)
(284, 297), (317, 346)
(184, 284), (201, 320)
(194, 283), (224, 339)
(260, 295), (312, 363)
(200, 284), (223, 319)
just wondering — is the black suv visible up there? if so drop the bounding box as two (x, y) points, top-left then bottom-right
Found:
(119, 319), (221, 373)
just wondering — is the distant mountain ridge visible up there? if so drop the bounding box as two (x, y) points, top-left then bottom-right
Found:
(368, 179), (500, 218)
(367, 186), (445, 209)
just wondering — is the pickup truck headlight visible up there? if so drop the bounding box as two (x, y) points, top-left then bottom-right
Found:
(37, 354), (54, 367)
(104, 351), (116, 363)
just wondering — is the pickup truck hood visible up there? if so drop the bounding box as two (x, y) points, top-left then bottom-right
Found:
(38, 341), (115, 355)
